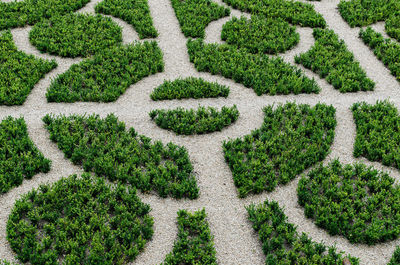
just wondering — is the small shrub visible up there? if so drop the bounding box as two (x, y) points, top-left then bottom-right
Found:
(386, 12), (400, 42)
(389, 247), (400, 265)
(0, 260), (19, 265)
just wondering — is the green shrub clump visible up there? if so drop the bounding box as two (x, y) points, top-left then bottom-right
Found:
(171, 0), (230, 38)
(7, 174), (154, 265)
(187, 39), (320, 96)
(295, 28), (375, 93)
(29, 13), (122, 58)
(150, 105), (239, 135)
(386, 12), (400, 42)
(221, 16), (299, 54)
(95, 0), (158, 39)
(0, 260), (19, 265)
(162, 209), (217, 265)
(360, 27), (400, 82)
(150, 77), (229, 101)
(223, 103), (336, 197)
(0, 117), (51, 194)
(247, 200), (359, 264)
(389, 247), (400, 265)
(43, 114), (199, 199)
(47, 41), (164, 102)
(298, 160), (400, 245)
(0, 30), (57, 105)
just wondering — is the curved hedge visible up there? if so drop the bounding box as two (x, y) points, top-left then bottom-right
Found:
(389, 247), (400, 265)
(386, 13), (400, 41)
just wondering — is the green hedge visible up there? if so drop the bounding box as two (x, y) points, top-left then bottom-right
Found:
(150, 105), (239, 135)
(43, 114), (199, 199)
(7, 174), (154, 264)
(389, 247), (400, 265)
(0, 30), (57, 105)
(47, 41), (164, 102)
(162, 209), (217, 265)
(95, 0), (158, 39)
(298, 160), (400, 245)
(295, 28), (375, 92)
(223, 103), (336, 197)
(247, 200), (359, 264)
(187, 39), (320, 96)
(0, 260), (19, 265)
(386, 12), (400, 41)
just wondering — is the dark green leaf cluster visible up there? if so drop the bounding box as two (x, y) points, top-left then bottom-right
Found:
(221, 16), (299, 54)
(223, 103), (336, 197)
(360, 27), (400, 82)
(0, 30), (57, 105)
(389, 247), (400, 265)
(295, 28), (375, 93)
(247, 200), (359, 265)
(0, 117), (51, 193)
(187, 39), (320, 96)
(386, 12), (400, 42)
(352, 100), (400, 168)
(47, 41), (164, 102)
(150, 77), (229, 101)
(29, 13), (122, 58)
(222, 0), (326, 28)
(171, 0), (230, 38)
(95, 0), (158, 39)
(162, 209), (217, 265)
(43, 114), (199, 199)
(150, 105), (239, 135)
(7, 173), (154, 265)
(298, 160), (400, 245)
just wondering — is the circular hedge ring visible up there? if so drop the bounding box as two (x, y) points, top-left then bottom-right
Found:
(6, 174), (154, 264)
(29, 13), (122, 58)
(297, 160), (400, 245)
(221, 16), (299, 54)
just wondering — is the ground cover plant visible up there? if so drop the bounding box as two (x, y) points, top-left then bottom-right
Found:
(150, 105), (239, 135)
(389, 247), (400, 265)
(295, 28), (375, 92)
(162, 209), (217, 265)
(7, 173), (154, 265)
(29, 13), (122, 58)
(0, 30), (57, 105)
(46, 41), (164, 102)
(0, 261), (19, 265)
(221, 16), (299, 54)
(170, 0), (230, 38)
(385, 13), (400, 42)
(247, 200), (359, 264)
(43, 114), (199, 199)
(150, 77), (229, 101)
(223, 103), (336, 197)
(0, 117), (51, 194)
(360, 27), (400, 82)
(187, 39), (320, 96)
(298, 160), (400, 245)
(95, 0), (158, 39)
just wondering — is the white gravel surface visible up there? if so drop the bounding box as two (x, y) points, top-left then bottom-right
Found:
(1, 0), (400, 264)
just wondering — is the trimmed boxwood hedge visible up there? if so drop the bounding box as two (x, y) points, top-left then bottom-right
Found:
(7, 173), (154, 265)
(298, 160), (400, 245)
(43, 113), (199, 199)
(386, 12), (400, 42)
(223, 103), (336, 197)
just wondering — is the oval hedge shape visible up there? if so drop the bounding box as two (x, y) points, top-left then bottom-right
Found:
(29, 13), (122, 58)
(7, 174), (154, 264)
(298, 160), (400, 245)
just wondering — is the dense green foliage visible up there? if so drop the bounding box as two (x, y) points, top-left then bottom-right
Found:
(7, 174), (154, 264)
(247, 200), (359, 265)
(150, 105), (239, 135)
(170, 0), (230, 38)
(221, 16), (299, 54)
(295, 28), (375, 93)
(298, 160), (400, 245)
(43, 114), (199, 199)
(150, 77), (229, 101)
(0, 30), (57, 105)
(162, 209), (217, 265)
(0, 117), (51, 194)
(29, 13), (122, 58)
(386, 12), (400, 42)
(389, 247), (400, 265)
(187, 39), (320, 96)
(352, 101), (400, 169)
(95, 0), (158, 39)
(222, 0), (326, 28)
(223, 103), (336, 197)
(47, 41), (164, 102)
(360, 27), (400, 82)
(0, 260), (19, 265)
